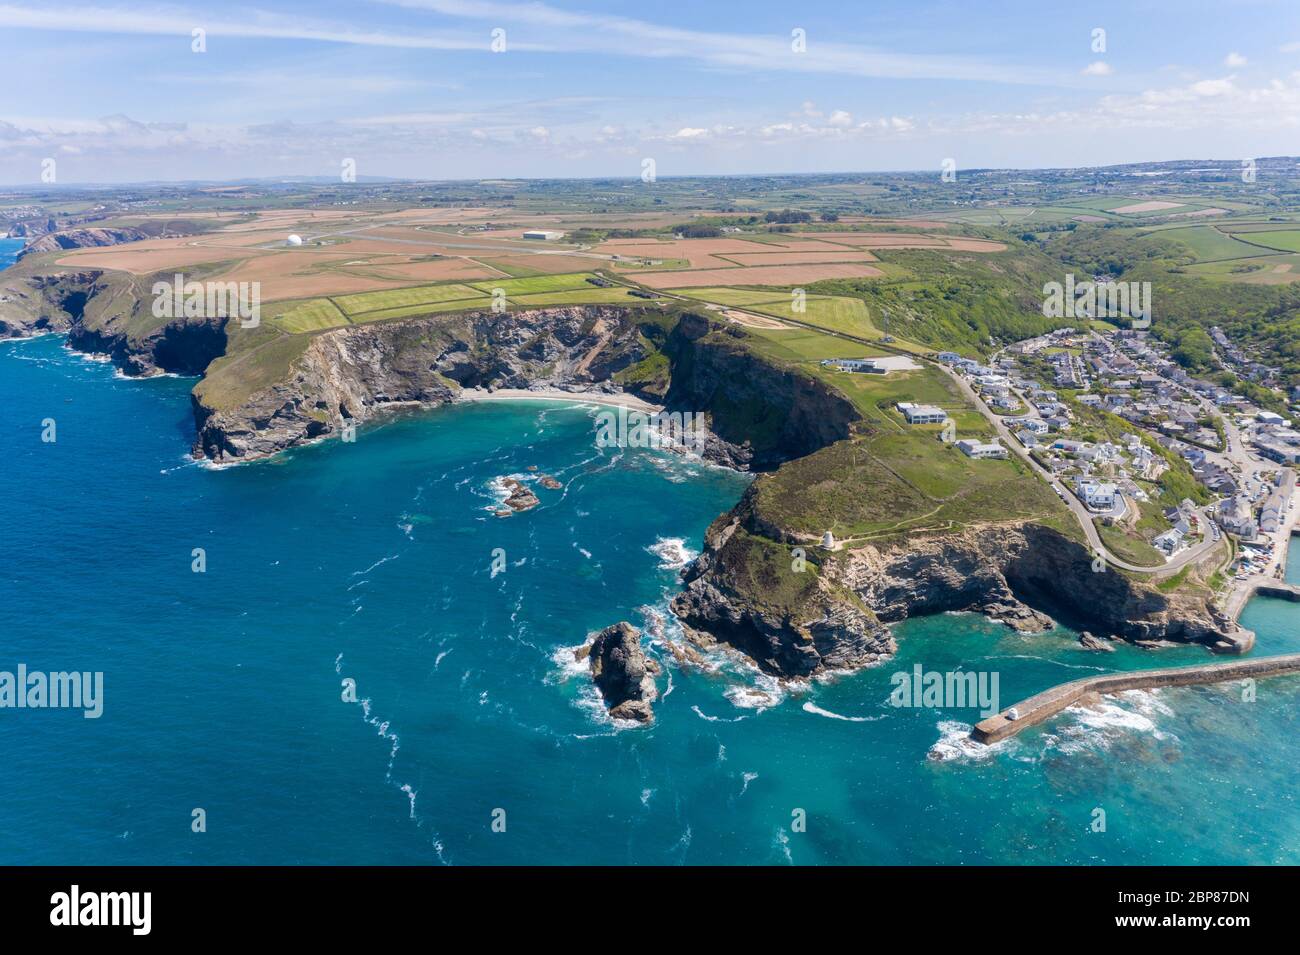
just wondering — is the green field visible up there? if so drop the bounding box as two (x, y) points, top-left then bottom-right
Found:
(265, 298), (349, 333)
(508, 287), (646, 306)
(346, 297), (496, 324)
(265, 272), (611, 332)
(1155, 225), (1261, 261)
(334, 283), (484, 315)
(1232, 229), (1300, 253)
(744, 326), (885, 364)
(467, 273), (598, 295)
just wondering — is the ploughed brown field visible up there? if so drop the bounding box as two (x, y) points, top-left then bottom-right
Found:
(716, 250), (879, 265)
(635, 262), (884, 287)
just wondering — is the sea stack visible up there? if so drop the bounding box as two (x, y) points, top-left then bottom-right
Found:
(575, 622), (660, 723)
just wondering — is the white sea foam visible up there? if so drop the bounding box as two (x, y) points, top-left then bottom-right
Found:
(1031, 688), (1178, 758)
(927, 720), (1010, 763)
(773, 827), (793, 864)
(647, 536), (696, 570)
(691, 705), (748, 723)
(351, 553), (398, 577)
(801, 701), (883, 723)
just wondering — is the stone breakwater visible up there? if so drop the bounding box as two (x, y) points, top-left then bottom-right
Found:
(971, 653), (1300, 744)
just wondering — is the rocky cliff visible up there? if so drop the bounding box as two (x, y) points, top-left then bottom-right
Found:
(191, 306), (653, 461)
(190, 308), (861, 467)
(663, 313), (861, 469)
(17, 227), (151, 260)
(0, 266), (227, 376)
(673, 501), (1251, 677)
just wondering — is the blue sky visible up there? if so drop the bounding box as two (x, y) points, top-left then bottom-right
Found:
(0, 0), (1297, 183)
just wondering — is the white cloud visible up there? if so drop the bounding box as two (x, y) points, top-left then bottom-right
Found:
(1081, 61), (1113, 76)
(1225, 52), (1248, 67)
(0, 3), (495, 50)
(828, 110), (853, 127)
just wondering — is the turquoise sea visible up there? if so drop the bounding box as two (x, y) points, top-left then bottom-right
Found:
(2, 235), (1298, 865)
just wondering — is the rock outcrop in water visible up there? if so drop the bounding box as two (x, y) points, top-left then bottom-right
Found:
(575, 622), (660, 723)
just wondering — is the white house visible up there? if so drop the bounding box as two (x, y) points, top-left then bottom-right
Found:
(897, 402), (948, 425)
(1078, 481), (1117, 511)
(823, 358), (885, 374)
(956, 438), (1008, 459)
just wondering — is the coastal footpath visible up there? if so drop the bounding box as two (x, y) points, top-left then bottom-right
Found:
(971, 653), (1300, 744)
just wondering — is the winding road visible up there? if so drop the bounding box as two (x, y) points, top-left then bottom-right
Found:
(617, 273), (1227, 577)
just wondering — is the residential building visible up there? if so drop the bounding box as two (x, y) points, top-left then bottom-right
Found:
(956, 439), (1008, 459)
(896, 402), (948, 425)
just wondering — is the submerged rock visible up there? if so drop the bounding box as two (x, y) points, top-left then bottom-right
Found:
(1079, 631), (1116, 652)
(575, 622), (660, 723)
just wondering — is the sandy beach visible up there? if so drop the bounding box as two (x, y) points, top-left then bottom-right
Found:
(456, 387), (664, 413)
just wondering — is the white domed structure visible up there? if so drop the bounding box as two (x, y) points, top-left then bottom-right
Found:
(285, 234), (304, 247)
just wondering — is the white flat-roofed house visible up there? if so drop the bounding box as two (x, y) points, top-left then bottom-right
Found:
(822, 358), (885, 374)
(1007, 417), (1050, 434)
(897, 402), (948, 425)
(956, 438), (1008, 459)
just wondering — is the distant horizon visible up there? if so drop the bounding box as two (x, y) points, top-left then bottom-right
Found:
(2, 154), (1297, 191)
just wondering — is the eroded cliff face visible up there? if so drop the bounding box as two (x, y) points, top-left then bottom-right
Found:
(192, 306), (653, 461)
(664, 313), (860, 469)
(16, 228), (150, 260)
(190, 308), (864, 467)
(0, 266), (227, 377)
(673, 504), (1251, 678)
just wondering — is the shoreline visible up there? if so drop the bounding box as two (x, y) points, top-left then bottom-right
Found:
(455, 387), (664, 414)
